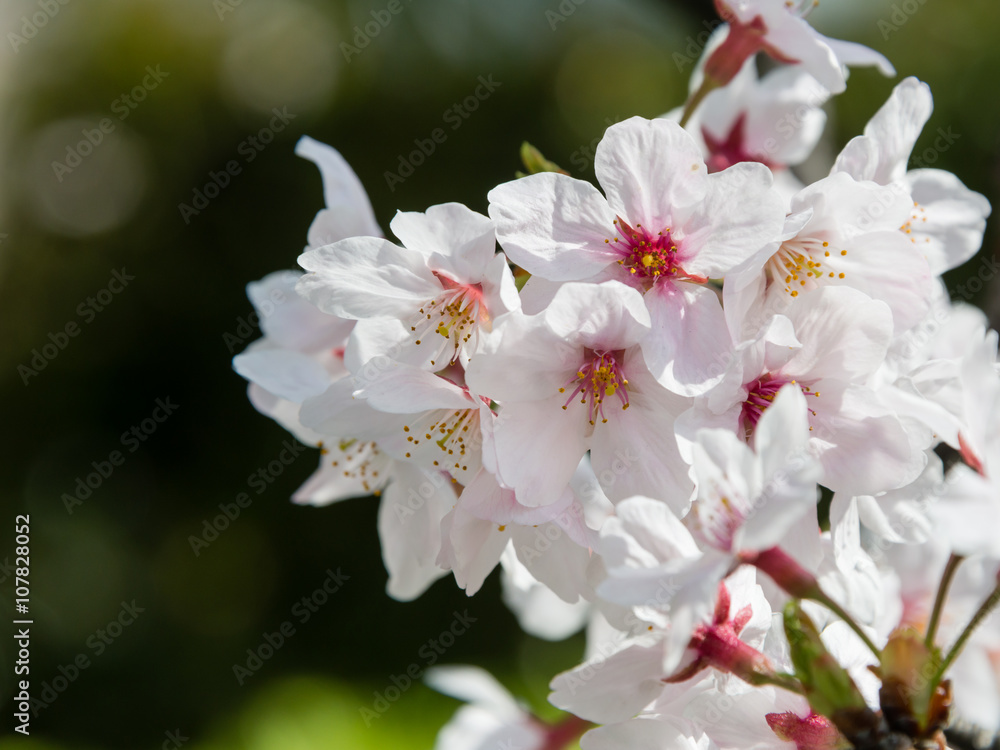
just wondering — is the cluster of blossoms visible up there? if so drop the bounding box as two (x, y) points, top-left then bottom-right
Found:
(234, 2), (1000, 748)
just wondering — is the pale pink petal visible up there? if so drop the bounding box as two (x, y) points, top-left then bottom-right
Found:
(543, 281), (650, 351)
(677, 161), (784, 279)
(904, 168), (991, 275)
(295, 136), (381, 242)
(549, 639), (668, 724)
(835, 77), (930, 185)
(777, 287), (892, 382)
(354, 362), (474, 413)
(488, 172), (619, 281)
(595, 117), (709, 227)
(389, 203), (497, 282)
(643, 282), (733, 396)
(379, 462), (454, 600)
(297, 236), (438, 319)
(247, 270), (354, 352)
(233, 349), (332, 403)
(489, 396), (591, 508)
(589, 364), (694, 515)
(438, 504), (510, 595)
(464, 313), (578, 403)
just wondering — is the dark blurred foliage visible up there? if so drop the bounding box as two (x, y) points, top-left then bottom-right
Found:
(0, 0), (997, 747)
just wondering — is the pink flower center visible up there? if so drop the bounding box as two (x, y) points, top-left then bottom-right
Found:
(410, 275), (490, 366)
(606, 216), (706, 286)
(559, 350), (630, 426)
(741, 375), (819, 437)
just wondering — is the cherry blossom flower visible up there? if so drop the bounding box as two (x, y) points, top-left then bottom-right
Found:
(832, 77), (991, 276)
(231, 25), (1000, 745)
(299, 361), (493, 486)
(678, 55), (829, 178)
(234, 136), (379, 446)
(549, 567), (781, 726)
(725, 169), (933, 341)
(707, 0), (894, 94)
(465, 280), (693, 511)
(298, 202), (519, 370)
(683, 287), (923, 495)
(488, 116), (785, 396)
(595, 386), (819, 671)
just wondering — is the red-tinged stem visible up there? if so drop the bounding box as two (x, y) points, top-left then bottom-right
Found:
(744, 547), (881, 659)
(925, 553), (964, 649)
(679, 14), (767, 128)
(741, 548), (823, 599)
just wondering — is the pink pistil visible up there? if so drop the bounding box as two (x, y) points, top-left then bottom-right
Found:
(741, 375), (819, 438)
(741, 375), (786, 435)
(609, 216), (706, 286)
(560, 351), (630, 426)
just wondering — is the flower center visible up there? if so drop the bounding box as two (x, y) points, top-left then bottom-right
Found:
(692, 490), (750, 553)
(766, 237), (846, 298)
(741, 376), (819, 438)
(321, 439), (387, 494)
(402, 406), (482, 478)
(559, 351), (630, 426)
(409, 275), (490, 367)
(605, 216), (706, 285)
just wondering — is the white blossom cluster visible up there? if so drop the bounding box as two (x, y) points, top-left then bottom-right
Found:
(234, 2), (1000, 748)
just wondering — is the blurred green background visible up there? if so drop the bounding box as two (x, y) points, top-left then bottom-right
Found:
(0, 0), (997, 747)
